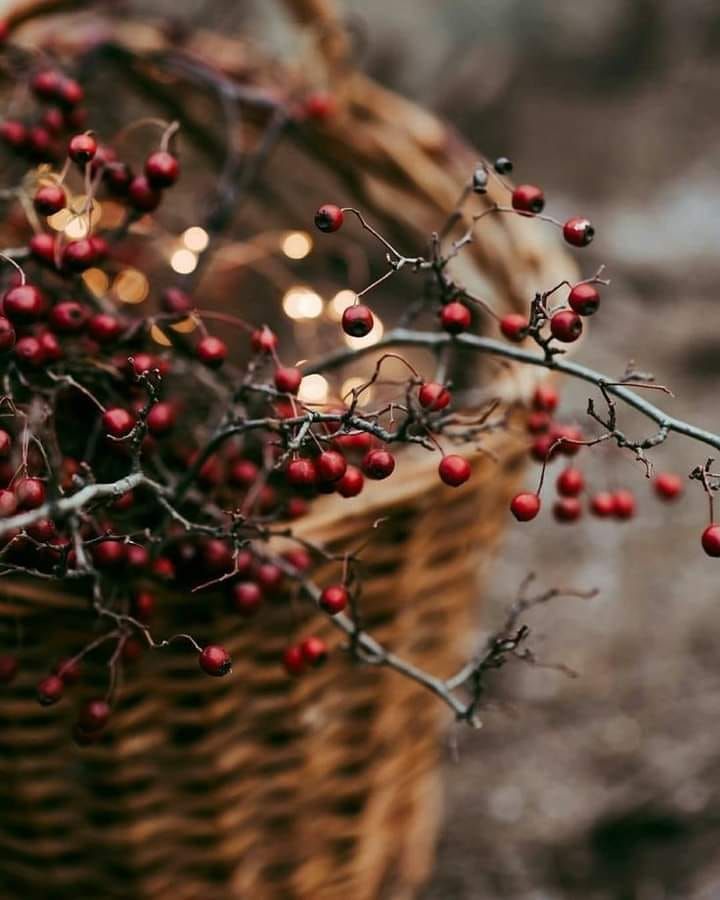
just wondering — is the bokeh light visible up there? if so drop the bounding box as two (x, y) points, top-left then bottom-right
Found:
(282, 231), (312, 260)
(170, 249), (198, 274)
(113, 268), (149, 304)
(183, 226), (209, 253)
(283, 286), (323, 320)
(298, 374), (329, 404)
(328, 290), (357, 321)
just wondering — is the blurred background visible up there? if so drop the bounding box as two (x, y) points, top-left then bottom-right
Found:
(8, 1), (720, 897)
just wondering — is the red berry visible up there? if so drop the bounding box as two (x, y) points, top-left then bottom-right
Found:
(511, 184), (545, 214)
(162, 287), (192, 313)
(87, 313), (123, 343)
(78, 698), (111, 733)
(3, 284), (45, 322)
(145, 150), (179, 188)
(50, 300), (87, 332)
(232, 581), (263, 617)
(336, 465), (364, 498)
(32, 70), (62, 100)
(320, 584), (348, 615)
(316, 450), (347, 483)
(57, 78), (83, 107)
(0, 120), (26, 149)
(499, 313), (527, 342)
(556, 467), (584, 497)
(54, 658), (81, 685)
(255, 562), (284, 594)
(198, 644), (232, 677)
(274, 366), (302, 394)
(568, 283), (600, 316)
(33, 184), (66, 215)
(440, 301), (471, 335)
(229, 459), (259, 487)
(532, 385), (559, 413)
(283, 644), (305, 676)
(342, 304), (374, 338)
(104, 162), (133, 195)
(510, 492), (541, 521)
(92, 540), (127, 569)
(530, 434), (557, 463)
(304, 92), (336, 121)
(553, 497), (582, 522)
(0, 431), (10, 460)
(286, 458), (317, 487)
(68, 133), (97, 165)
(0, 654), (18, 684)
(300, 636), (327, 667)
(132, 591), (155, 623)
(550, 310), (583, 343)
(147, 402), (176, 436)
(0, 316), (15, 351)
(197, 335), (227, 367)
(15, 478), (45, 509)
(27, 126), (53, 159)
(612, 490), (636, 520)
(251, 326), (278, 354)
(29, 233), (57, 266)
(551, 424), (583, 456)
(37, 674), (64, 705)
(654, 472), (683, 501)
(202, 539), (233, 575)
(284, 547), (312, 571)
(362, 449), (395, 480)
(103, 407), (135, 438)
(701, 524), (720, 558)
(63, 239), (96, 272)
(418, 382), (451, 411)
(590, 492), (615, 518)
(0, 490), (17, 517)
(314, 203), (344, 233)
(438, 455), (471, 487)
(563, 217), (594, 248)
(14, 336), (44, 366)
(28, 517), (56, 541)
(128, 175), (162, 212)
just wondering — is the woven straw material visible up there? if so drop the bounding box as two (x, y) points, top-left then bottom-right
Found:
(0, 436), (524, 900)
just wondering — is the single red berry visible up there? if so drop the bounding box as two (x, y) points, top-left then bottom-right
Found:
(199, 644), (232, 677)
(37, 331), (61, 363)
(441, 301), (471, 335)
(92, 540), (127, 569)
(103, 407), (135, 438)
(54, 658), (81, 685)
(29, 233), (57, 266)
(3, 284), (45, 322)
(15, 477), (45, 509)
(251, 326), (278, 354)
(304, 92), (336, 121)
(37, 674), (64, 706)
(68, 133), (97, 165)
(89, 235), (109, 261)
(532, 385), (559, 413)
(527, 412), (550, 434)
(342, 304), (374, 338)
(0, 430), (10, 459)
(438, 455), (471, 487)
(284, 547), (312, 572)
(255, 562), (284, 594)
(50, 300), (87, 332)
(132, 591), (155, 623)
(314, 204), (344, 233)
(530, 434), (558, 463)
(510, 492), (541, 522)
(162, 287), (192, 314)
(78, 698), (111, 733)
(568, 283), (600, 316)
(0, 654), (18, 684)
(202, 539), (233, 575)
(590, 492), (615, 518)
(316, 450), (347, 483)
(553, 497), (582, 522)
(336, 465), (364, 497)
(232, 581), (263, 617)
(121, 637), (143, 663)
(0, 120), (27, 150)
(57, 78), (83, 107)
(229, 459), (259, 487)
(147, 402), (176, 436)
(499, 313), (527, 342)
(128, 175), (162, 212)
(63, 238), (96, 272)
(283, 644), (305, 676)
(152, 556), (175, 580)
(33, 184), (66, 215)
(104, 162), (133, 195)
(300, 636), (328, 667)
(563, 217), (595, 248)
(145, 150), (180, 188)
(612, 490), (636, 520)
(286, 458), (317, 487)
(320, 584), (349, 615)
(419, 382), (451, 411)
(362, 449), (395, 480)
(511, 184), (545, 214)
(556, 467), (584, 497)
(32, 70), (63, 100)
(550, 310), (583, 343)
(126, 544), (150, 570)
(28, 518), (56, 541)
(274, 366), (302, 394)
(701, 524), (720, 558)
(0, 317), (15, 352)
(0, 489), (16, 517)
(654, 472), (683, 501)
(113, 490), (134, 511)
(197, 335), (227, 367)
(27, 126), (53, 159)
(87, 313), (123, 343)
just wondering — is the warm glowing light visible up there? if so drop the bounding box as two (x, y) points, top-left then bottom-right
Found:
(82, 268), (110, 297)
(69, 195), (102, 225)
(113, 268), (149, 304)
(183, 226), (209, 253)
(343, 314), (384, 349)
(170, 248), (198, 274)
(282, 286), (323, 320)
(169, 316), (198, 334)
(64, 216), (89, 239)
(47, 208), (72, 232)
(150, 324), (172, 346)
(282, 231), (312, 260)
(298, 374), (329, 404)
(328, 290), (357, 321)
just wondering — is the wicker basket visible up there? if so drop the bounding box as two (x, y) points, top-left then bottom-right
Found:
(0, 2), (575, 898)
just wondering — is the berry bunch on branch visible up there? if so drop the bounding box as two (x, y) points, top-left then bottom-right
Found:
(0, 23), (717, 746)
